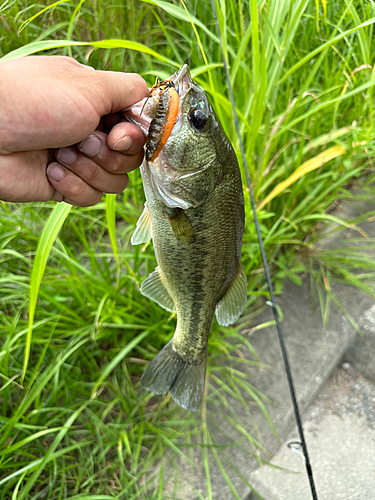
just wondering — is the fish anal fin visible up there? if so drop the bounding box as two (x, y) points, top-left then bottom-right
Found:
(165, 208), (195, 244)
(131, 203), (152, 246)
(215, 262), (248, 326)
(141, 340), (207, 412)
(140, 266), (175, 312)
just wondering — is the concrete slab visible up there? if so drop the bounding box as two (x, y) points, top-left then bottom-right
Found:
(247, 364), (375, 500)
(243, 193), (375, 500)
(345, 303), (375, 384)
(160, 278), (374, 500)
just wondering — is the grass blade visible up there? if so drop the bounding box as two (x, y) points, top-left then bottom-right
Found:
(91, 331), (149, 397)
(279, 16), (375, 83)
(1, 39), (178, 66)
(18, 0), (73, 33)
(23, 203), (72, 382)
(258, 145), (347, 210)
(105, 193), (119, 266)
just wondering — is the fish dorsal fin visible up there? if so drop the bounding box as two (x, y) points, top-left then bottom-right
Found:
(140, 266), (175, 312)
(131, 203), (152, 246)
(166, 208), (195, 244)
(215, 262), (248, 326)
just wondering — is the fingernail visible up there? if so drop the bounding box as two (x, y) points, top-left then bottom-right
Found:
(79, 134), (101, 157)
(113, 136), (133, 151)
(57, 147), (77, 165)
(47, 163), (65, 182)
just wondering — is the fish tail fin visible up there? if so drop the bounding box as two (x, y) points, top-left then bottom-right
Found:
(141, 340), (207, 412)
(141, 340), (184, 395)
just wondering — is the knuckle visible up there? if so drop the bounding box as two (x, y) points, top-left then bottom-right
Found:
(129, 73), (149, 94)
(68, 180), (86, 199)
(106, 155), (127, 173)
(86, 164), (101, 183)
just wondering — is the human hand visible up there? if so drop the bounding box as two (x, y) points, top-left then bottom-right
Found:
(0, 56), (149, 206)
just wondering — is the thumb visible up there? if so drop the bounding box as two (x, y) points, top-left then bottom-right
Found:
(94, 70), (149, 115)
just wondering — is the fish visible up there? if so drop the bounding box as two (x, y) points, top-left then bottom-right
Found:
(126, 65), (247, 412)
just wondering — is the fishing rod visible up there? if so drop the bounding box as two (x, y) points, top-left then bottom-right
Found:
(209, 2), (318, 499)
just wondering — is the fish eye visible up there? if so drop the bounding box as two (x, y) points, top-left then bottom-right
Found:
(188, 109), (207, 130)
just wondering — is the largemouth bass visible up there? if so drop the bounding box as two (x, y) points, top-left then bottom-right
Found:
(127, 65), (247, 412)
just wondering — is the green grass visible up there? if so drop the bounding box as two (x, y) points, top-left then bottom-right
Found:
(1, 0), (375, 498)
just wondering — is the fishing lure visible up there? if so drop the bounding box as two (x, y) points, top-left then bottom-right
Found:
(145, 80), (180, 162)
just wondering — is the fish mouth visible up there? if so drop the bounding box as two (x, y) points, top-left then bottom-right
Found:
(123, 65), (192, 136)
(123, 65), (195, 209)
(171, 64), (192, 97)
(126, 66), (211, 210)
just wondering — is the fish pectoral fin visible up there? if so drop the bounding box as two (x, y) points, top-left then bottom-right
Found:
(215, 262), (248, 326)
(140, 266), (175, 312)
(131, 202), (152, 245)
(141, 340), (207, 413)
(166, 208), (195, 244)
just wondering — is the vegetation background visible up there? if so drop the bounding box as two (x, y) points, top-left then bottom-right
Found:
(1, 0), (375, 498)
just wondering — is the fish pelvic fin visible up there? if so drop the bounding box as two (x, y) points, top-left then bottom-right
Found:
(141, 340), (207, 412)
(131, 202), (152, 246)
(215, 262), (248, 326)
